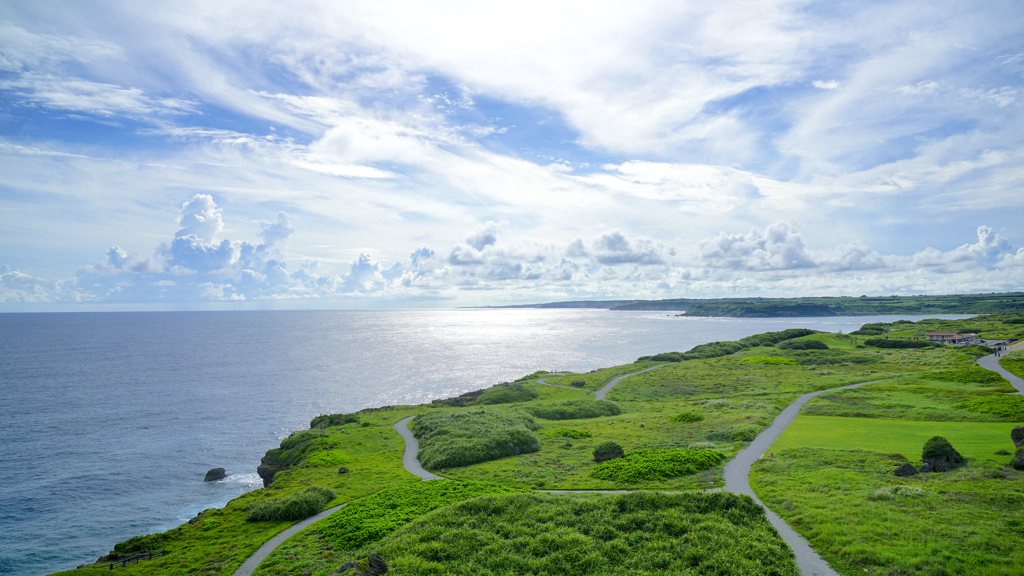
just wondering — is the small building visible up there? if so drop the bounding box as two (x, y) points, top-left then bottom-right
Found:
(925, 332), (977, 345)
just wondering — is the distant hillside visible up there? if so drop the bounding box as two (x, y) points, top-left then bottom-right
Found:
(486, 292), (1024, 317)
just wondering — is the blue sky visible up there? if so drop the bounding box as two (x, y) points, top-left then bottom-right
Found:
(1, 0), (1023, 310)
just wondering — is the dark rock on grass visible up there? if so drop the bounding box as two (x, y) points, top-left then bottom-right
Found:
(203, 467), (226, 482)
(1012, 426), (1024, 448)
(338, 466), (350, 474)
(894, 462), (918, 477)
(921, 436), (966, 472)
(919, 462), (933, 473)
(512, 446), (520, 455)
(336, 554), (387, 575)
(593, 441), (624, 463)
(1015, 447), (1024, 471)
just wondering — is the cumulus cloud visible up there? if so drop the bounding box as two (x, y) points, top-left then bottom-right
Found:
(257, 212), (295, 246)
(697, 222), (815, 270)
(465, 221), (500, 251)
(176, 194), (224, 241)
(592, 230), (667, 265)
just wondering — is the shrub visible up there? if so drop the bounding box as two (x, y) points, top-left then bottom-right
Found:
(365, 491), (799, 576)
(781, 349), (882, 366)
(411, 408), (541, 469)
(928, 369), (1007, 384)
(593, 441), (624, 462)
(635, 328), (819, 362)
(571, 380), (586, 387)
(317, 481), (524, 551)
(475, 382), (539, 405)
(864, 338), (939, 349)
(922, 436), (964, 466)
(777, 339), (828, 350)
(851, 324), (889, 336)
(590, 449), (726, 483)
(869, 486), (927, 500)
(731, 428), (758, 442)
(739, 356), (800, 365)
(955, 395), (1024, 420)
(310, 413), (360, 428)
(546, 428), (592, 439)
(526, 400), (621, 420)
(703, 430), (733, 441)
(669, 411), (705, 423)
(245, 486), (336, 522)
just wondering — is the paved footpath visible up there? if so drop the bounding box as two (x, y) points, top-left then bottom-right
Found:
(535, 362), (673, 400)
(978, 354), (1024, 395)
(237, 351), (1018, 576)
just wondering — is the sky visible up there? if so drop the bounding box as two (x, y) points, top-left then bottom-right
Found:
(1, 0), (1023, 310)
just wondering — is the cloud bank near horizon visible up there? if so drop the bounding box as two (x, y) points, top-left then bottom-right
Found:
(3, 194), (1022, 306)
(1, 1), (1023, 308)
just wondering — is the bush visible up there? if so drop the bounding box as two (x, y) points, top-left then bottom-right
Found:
(731, 428), (758, 442)
(411, 408), (541, 469)
(635, 328), (819, 362)
(475, 382), (539, 405)
(851, 324), (890, 336)
(245, 486), (336, 522)
(782, 349), (882, 366)
(593, 441), (624, 462)
(310, 413), (359, 428)
(739, 356), (800, 365)
(669, 411), (705, 423)
(571, 380), (586, 387)
(366, 491), (799, 576)
(922, 436), (964, 466)
(955, 395), (1024, 420)
(590, 449), (726, 483)
(526, 400), (621, 420)
(865, 338), (939, 349)
(317, 481), (524, 551)
(777, 339), (828, 350)
(545, 428), (592, 439)
(928, 369), (1006, 384)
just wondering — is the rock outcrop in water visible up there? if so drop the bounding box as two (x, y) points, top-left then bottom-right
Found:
(203, 468), (226, 482)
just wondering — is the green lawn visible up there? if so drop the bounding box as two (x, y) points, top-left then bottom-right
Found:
(770, 415), (1018, 464)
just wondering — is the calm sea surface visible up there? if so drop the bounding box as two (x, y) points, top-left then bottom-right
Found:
(0, 310), (968, 575)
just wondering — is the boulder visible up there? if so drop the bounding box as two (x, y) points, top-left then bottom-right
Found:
(921, 436), (966, 472)
(1014, 452), (1024, 471)
(512, 446), (521, 456)
(338, 466), (350, 474)
(919, 462), (933, 473)
(1012, 426), (1024, 448)
(203, 468), (226, 482)
(335, 555), (387, 575)
(893, 462), (918, 477)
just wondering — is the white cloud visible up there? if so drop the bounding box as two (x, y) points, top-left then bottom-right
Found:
(257, 213), (295, 246)
(697, 222), (815, 270)
(812, 80), (840, 90)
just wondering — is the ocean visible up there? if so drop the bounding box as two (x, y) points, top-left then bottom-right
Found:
(0, 309), (967, 575)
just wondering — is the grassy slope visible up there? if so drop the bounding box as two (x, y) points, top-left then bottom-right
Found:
(54, 315), (1024, 576)
(1000, 349), (1024, 379)
(750, 319), (1024, 575)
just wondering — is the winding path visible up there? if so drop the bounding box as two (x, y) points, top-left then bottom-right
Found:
(238, 350), (1017, 576)
(393, 416), (445, 480)
(535, 362), (673, 400)
(977, 354), (1024, 395)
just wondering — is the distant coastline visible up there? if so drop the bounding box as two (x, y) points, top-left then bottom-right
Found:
(474, 291), (1024, 317)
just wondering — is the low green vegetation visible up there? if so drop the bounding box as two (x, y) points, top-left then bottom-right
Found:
(635, 328), (818, 363)
(351, 491), (799, 575)
(245, 486), (335, 522)
(956, 395), (1024, 419)
(1001, 349), (1024, 379)
(526, 399), (622, 420)
(474, 382), (539, 405)
(669, 411), (705, 423)
(411, 407), (541, 469)
(546, 427), (592, 439)
(589, 449), (726, 483)
(750, 448), (1024, 575)
(592, 441), (624, 462)
(56, 314), (1024, 576)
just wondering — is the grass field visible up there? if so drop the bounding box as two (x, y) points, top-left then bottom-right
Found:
(770, 415), (1018, 464)
(359, 491), (799, 576)
(56, 314), (1024, 576)
(1001, 349), (1024, 379)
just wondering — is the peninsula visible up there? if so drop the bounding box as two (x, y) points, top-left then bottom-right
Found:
(55, 314), (1024, 576)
